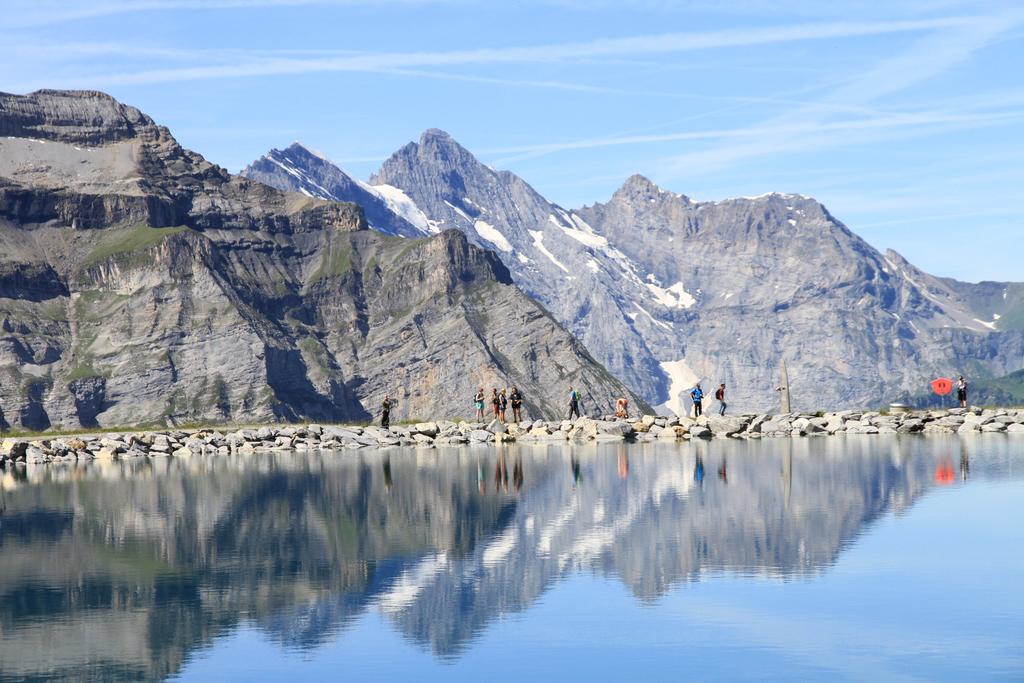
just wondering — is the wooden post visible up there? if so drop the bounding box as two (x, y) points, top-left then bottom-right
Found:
(779, 360), (791, 414)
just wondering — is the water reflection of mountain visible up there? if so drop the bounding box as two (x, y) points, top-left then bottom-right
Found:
(0, 437), (997, 678)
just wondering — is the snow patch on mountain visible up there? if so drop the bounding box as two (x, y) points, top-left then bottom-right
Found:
(444, 199), (472, 223)
(659, 359), (700, 416)
(627, 304), (673, 332)
(645, 278), (696, 309)
(371, 184), (440, 234)
(529, 230), (570, 274)
(474, 219), (513, 253)
(550, 213), (609, 249)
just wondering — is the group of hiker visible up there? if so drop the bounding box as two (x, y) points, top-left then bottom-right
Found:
(474, 387), (525, 423)
(380, 373), (969, 427)
(379, 381), (723, 428)
(688, 382), (728, 418)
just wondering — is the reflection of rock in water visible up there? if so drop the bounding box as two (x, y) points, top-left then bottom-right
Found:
(384, 438), (938, 655)
(0, 437), (1004, 675)
(0, 450), (516, 681)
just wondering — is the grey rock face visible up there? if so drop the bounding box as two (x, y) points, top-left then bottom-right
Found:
(360, 132), (1024, 413)
(0, 91), (643, 428)
(369, 130), (665, 401)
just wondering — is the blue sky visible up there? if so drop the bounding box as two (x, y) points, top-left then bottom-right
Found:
(3, 0), (1022, 282)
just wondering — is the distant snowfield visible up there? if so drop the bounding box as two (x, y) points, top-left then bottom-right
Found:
(645, 279), (696, 309)
(658, 358), (700, 416)
(369, 183), (440, 234)
(474, 219), (513, 253)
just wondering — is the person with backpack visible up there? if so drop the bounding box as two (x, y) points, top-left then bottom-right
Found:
(491, 388), (501, 419)
(510, 387), (523, 423)
(499, 388), (509, 423)
(474, 388), (485, 420)
(956, 375), (968, 408)
(568, 386), (581, 420)
(715, 383), (727, 416)
(690, 384), (704, 417)
(381, 394), (393, 429)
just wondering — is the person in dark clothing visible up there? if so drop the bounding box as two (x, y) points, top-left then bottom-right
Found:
(491, 388), (501, 418)
(499, 389), (508, 423)
(715, 383), (727, 416)
(956, 375), (968, 408)
(381, 395), (392, 428)
(690, 384), (704, 418)
(510, 387), (523, 423)
(568, 386), (581, 420)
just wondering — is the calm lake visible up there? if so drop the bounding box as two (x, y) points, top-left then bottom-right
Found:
(0, 435), (1021, 681)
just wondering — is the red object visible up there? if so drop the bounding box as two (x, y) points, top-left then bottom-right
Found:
(935, 462), (956, 485)
(931, 377), (953, 396)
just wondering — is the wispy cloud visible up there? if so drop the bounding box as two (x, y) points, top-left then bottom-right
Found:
(463, 11), (1022, 174)
(3, 0), (453, 28)
(8, 15), (983, 90)
(657, 12), (1024, 173)
(483, 107), (1024, 165)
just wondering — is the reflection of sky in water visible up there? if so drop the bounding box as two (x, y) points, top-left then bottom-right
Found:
(1, 435), (1021, 681)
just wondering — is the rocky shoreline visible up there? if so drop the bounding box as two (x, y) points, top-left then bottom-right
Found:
(2, 407), (1022, 466)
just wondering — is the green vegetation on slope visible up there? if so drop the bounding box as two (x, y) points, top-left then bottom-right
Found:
(82, 224), (191, 269)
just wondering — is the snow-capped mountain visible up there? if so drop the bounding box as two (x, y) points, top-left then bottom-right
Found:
(242, 142), (438, 237)
(246, 131), (1024, 412)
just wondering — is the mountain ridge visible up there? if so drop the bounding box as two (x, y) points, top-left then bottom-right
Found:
(0, 90), (644, 429)
(246, 127), (1024, 412)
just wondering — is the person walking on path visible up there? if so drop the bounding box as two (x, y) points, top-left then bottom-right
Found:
(568, 386), (581, 420)
(956, 375), (968, 408)
(381, 394), (392, 429)
(491, 388), (501, 419)
(510, 387), (523, 423)
(499, 388), (508, 423)
(715, 383), (727, 416)
(690, 384), (704, 418)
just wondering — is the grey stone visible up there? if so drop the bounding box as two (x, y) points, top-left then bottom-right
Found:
(689, 425), (712, 439)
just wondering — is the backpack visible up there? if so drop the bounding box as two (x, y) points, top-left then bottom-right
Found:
(715, 387), (724, 400)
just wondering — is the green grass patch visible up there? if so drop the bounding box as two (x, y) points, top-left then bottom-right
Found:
(66, 364), (103, 382)
(82, 224), (190, 269)
(311, 239), (354, 281)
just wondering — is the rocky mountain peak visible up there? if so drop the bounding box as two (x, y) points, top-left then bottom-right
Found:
(420, 127), (455, 144)
(372, 129), (480, 183)
(0, 89), (157, 145)
(621, 173), (661, 193)
(287, 140), (327, 157)
(608, 174), (692, 207)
